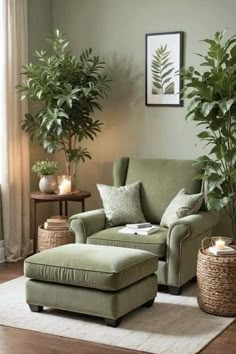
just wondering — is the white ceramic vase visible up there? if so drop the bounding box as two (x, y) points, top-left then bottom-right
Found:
(39, 175), (57, 194)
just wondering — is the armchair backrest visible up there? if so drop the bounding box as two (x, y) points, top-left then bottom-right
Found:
(113, 157), (202, 224)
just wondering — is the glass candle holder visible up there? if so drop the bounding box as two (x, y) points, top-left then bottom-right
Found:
(58, 175), (71, 194)
(214, 238), (225, 250)
(212, 236), (232, 250)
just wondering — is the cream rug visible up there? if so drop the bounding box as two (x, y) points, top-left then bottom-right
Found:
(0, 277), (234, 354)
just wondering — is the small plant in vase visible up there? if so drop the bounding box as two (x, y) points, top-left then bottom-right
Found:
(32, 160), (58, 194)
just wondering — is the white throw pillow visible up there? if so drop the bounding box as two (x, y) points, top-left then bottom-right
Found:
(97, 182), (146, 228)
(160, 188), (203, 227)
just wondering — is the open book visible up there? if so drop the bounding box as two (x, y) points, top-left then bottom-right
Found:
(119, 225), (160, 235)
(126, 222), (152, 229)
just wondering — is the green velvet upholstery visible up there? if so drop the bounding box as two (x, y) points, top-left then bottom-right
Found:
(26, 274), (157, 320)
(24, 244), (158, 325)
(25, 244), (158, 291)
(69, 157), (220, 292)
(123, 158), (202, 223)
(70, 209), (106, 243)
(87, 226), (167, 258)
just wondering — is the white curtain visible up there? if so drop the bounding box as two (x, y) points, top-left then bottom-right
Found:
(0, 0), (30, 261)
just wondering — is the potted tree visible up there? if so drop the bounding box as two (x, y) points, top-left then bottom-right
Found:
(182, 31), (236, 241)
(17, 30), (110, 189)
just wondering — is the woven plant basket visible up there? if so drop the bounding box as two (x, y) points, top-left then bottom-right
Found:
(197, 237), (236, 317)
(38, 224), (75, 252)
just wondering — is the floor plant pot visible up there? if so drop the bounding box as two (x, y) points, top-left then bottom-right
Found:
(39, 175), (57, 194)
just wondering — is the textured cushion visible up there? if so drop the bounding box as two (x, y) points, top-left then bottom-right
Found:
(24, 244), (158, 291)
(160, 189), (203, 227)
(87, 226), (167, 258)
(97, 182), (146, 228)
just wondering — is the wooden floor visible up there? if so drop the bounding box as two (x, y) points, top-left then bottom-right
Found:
(0, 262), (235, 354)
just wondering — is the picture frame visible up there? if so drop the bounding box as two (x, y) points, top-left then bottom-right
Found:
(145, 31), (184, 106)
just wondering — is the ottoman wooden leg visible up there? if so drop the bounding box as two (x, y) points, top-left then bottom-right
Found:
(28, 304), (43, 312)
(142, 298), (155, 307)
(168, 286), (181, 295)
(104, 317), (122, 327)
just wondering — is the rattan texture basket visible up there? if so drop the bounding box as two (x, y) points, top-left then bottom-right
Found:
(38, 224), (75, 252)
(197, 237), (236, 317)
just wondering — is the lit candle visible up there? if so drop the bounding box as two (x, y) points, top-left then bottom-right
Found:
(59, 179), (71, 194)
(215, 239), (225, 250)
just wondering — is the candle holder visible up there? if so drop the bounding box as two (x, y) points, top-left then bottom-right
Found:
(57, 175), (72, 195)
(211, 236), (233, 249)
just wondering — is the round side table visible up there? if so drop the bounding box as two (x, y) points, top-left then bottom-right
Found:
(29, 190), (91, 254)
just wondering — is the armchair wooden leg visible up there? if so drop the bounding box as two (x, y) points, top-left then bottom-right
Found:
(142, 298), (155, 307)
(168, 286), (181, 295)
(190, 276), (197, 283)
(104, 317), (122, 327)
(28, 304), (43, 312)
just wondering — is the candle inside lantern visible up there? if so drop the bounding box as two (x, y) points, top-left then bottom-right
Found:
(215, 238), (225, 250)
(58, 175), (71, 194)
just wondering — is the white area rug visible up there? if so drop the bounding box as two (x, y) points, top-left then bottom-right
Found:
(0, 277), (234, 354)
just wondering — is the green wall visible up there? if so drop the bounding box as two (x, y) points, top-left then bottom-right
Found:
(51, 0), (234, 234)
(28, 0), (54, 230)
(28, 0), (53, 176)
(27, 0), (235, 235)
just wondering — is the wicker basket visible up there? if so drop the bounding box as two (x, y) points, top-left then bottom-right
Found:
(38, 224), (75, 252)
(197, 237), (236, 317)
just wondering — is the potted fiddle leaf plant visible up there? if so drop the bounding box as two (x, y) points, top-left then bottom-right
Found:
(182, 31), (236, 241)
(17, 29), (110, 189)
(32, 160), (58, 194)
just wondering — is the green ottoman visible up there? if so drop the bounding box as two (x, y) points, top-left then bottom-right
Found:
(24, 244), (158, 327)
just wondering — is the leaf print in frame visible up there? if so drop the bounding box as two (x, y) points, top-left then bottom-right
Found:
(145, 31), (184, 106)
(151, 44), (175, 95)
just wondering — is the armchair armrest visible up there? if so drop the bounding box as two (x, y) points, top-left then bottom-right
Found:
(69, 209), (106, 243)
(168, 211), (220, 241)
(166, 211), (220, 287)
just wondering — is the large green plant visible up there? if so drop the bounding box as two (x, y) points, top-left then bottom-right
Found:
(182, 31), (236, 240)
(17, 30), (110, 186)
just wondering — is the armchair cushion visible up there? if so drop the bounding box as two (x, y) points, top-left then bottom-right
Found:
(87, 226), (167, 258)
(160, 188), (203, 227)
(97, 182), (146, 228)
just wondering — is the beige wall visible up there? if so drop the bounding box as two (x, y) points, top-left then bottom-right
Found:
(0, 186), (3, 241)
(28, 0), (235, 234)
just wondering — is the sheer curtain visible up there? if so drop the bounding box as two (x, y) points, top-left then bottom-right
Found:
(0, 0), (30, 261)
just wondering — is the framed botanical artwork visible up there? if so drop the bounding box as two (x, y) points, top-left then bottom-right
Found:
(145, 31), (184, 106)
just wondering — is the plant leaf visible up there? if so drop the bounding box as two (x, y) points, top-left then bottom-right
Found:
(201, 102), (216, 116)
(219, 99), (234, 115)
(151, 44), (175, 95)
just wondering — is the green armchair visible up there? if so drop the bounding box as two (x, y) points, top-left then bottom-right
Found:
(69, 157), (219, 294)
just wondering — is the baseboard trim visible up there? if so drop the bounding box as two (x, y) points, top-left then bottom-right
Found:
(0, 240), (5, 263)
